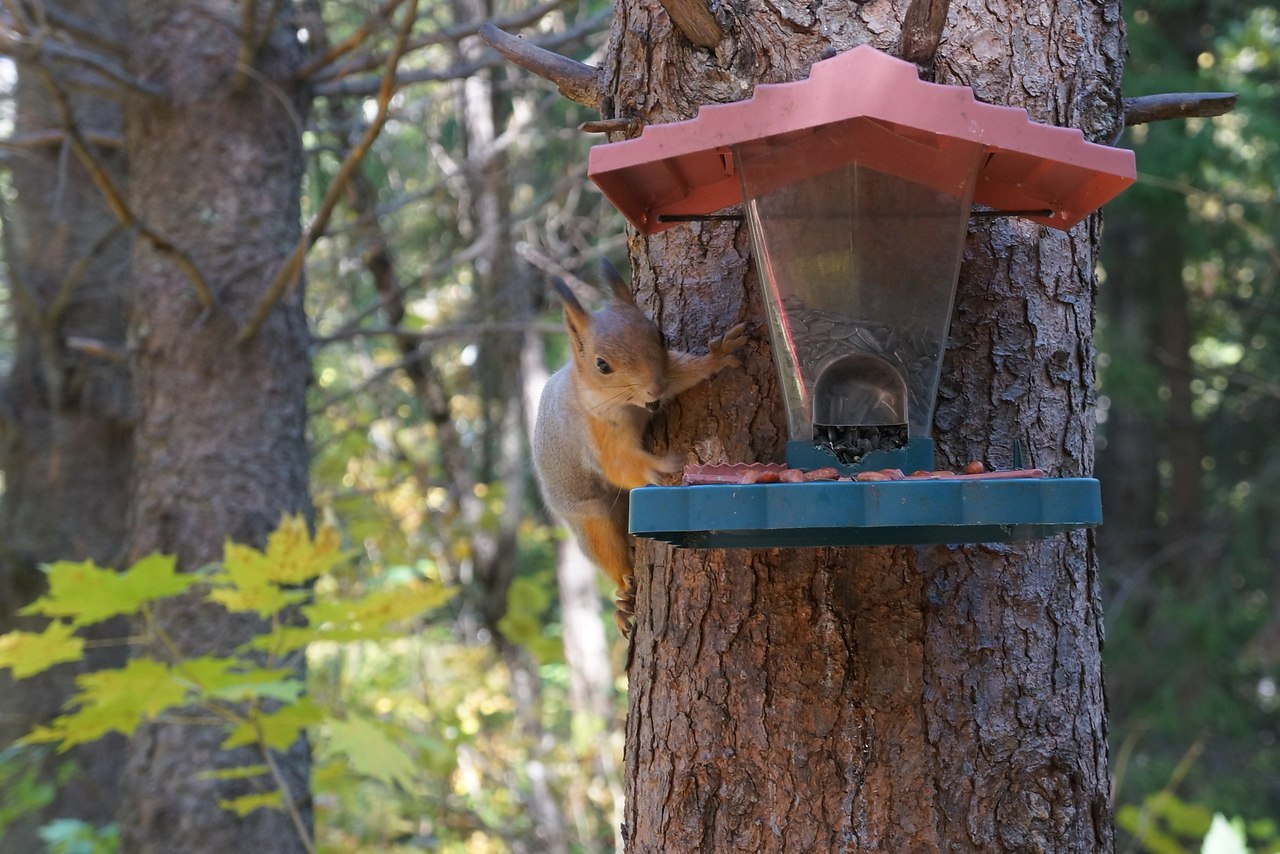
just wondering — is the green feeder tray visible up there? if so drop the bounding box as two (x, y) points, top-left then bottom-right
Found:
(629, 476), (1101, 548)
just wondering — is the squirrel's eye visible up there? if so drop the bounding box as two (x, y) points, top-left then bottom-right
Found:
(595, 357), (613, 375)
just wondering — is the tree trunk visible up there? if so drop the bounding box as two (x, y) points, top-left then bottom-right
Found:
(0, 1), (132, 845)
(606, 1), (1122, 850)
(117, 3), (312, 851)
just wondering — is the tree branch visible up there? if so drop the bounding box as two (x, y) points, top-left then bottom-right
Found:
(306, 0), (569, 82)
(315, 12), (608, 98)
(312, 319), (562, 347)
(1122, 92), (1237, 126)
(232, 0), (258, 94)
(296, 0), (407, 80)
(655, 0), (722, 49)
(579, 117), (642, 135)
(0, 24), (166, 98)
(237, 0), (420, 346)
(29, 61), (216, 312)
(478, 23), (600, 109)
(899, 0), (950, 68)
(0, 128), (124, 150)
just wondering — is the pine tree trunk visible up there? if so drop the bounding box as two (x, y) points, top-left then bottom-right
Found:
(116, 3), (312, 851)
(0, 2), (132, 845)
(606, 2), (1123, 850)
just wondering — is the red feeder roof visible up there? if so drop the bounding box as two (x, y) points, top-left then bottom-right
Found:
(588, 45), (1136, 235)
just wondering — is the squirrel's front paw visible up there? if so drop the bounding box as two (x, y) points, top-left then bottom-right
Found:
(646, 453), (684, 485)
(709, 322), (750, 369)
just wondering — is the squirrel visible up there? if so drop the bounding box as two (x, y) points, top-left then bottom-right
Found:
(532, 260), (747, 636)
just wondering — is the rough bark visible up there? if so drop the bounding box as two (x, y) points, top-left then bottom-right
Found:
(605, 0), (1122, 850)
(117, 3), (312, 851)
(0, 2), (132, 846)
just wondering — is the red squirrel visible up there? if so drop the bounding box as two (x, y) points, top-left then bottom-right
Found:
(532, 261), (747, 635)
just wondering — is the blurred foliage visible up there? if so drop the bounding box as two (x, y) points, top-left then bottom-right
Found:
(298, 0), (629, 850)
(1100, 2), (1280, 851)
(0, 516), (455, 851)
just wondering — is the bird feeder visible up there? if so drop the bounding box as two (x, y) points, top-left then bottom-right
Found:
(587, 45), (1136, 547)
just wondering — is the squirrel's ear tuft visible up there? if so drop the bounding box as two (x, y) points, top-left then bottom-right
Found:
(551, 277), (590, 354)
(599, 258), (633, 304)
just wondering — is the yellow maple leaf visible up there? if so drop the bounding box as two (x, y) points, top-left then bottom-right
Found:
(0, 621), (84, 679)
(21, 555), (197, 627)
(260, 514), (346, 585)
(26, 658), (190, 751)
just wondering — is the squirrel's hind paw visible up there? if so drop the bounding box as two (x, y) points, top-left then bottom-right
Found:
(709, 321), (750, 368)
(614, 580), (635, 638)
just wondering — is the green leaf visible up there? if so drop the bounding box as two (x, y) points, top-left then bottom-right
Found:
(221, 697), (324, 751)
(247, 580), (455, 654)
(322, 715), (416, 790)
(219, 791), (283, 817)
(178, 657), (303, 704)
(21, 555), (197, 627)
(196, 764), (271, 782)
(24, 659), (189, 751)
(0, 621), (85, 679)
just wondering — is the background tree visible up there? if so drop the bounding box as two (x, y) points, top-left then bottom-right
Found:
(110, 1), (316, 849)
(0, 2), (132, 848)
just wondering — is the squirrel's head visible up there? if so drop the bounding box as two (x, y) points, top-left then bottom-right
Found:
(552, 261), (670, 412)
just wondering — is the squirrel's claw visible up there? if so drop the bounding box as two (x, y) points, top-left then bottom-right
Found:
(710, 321), (750, 368)
(614, 578), (636, 638)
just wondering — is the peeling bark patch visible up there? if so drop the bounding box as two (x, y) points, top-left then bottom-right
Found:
(763, 0), (816, 31)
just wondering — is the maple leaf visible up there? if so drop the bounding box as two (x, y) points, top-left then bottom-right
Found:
(208, 542), (308, 617)
(21, 555), (198, 627)
(249, 581), (455, 654)
(0, 620), (85, 679)
(179, 657), (304, 704)
(260, 514), (347, 584)
(28, 658), (190, 751)
(219, 791), (283, 816)
(322, 715), (417, 790)
(222, 697), (324, 751)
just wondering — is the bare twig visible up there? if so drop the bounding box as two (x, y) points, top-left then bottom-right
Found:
(28, 62), (215, 311)
(50, 223), (128, 324)
(1, 0), (33, 33)
(65, 336), (128, 363)
(899, 0), (950, 68)
(316, 11), (608, 97)
(312, 319), (562, 346)
(258, 735), (316, 854)
(232, 0), (258, 94)
(479, 23), (600, 108)
(579, 117), (642, 135)
(40, 4), (124, 54)
(1122, 92), (1237, 126)
(0, 24), (166, 98)
(295, 0), (407, 80)
(236, 0), (420, 346)
(0, 128), (124, 149)
(307, 0), (568, 82)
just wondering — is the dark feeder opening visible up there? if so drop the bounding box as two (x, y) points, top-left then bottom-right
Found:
(812, 355), (908, 466)
(586, 45), (1136, 546)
